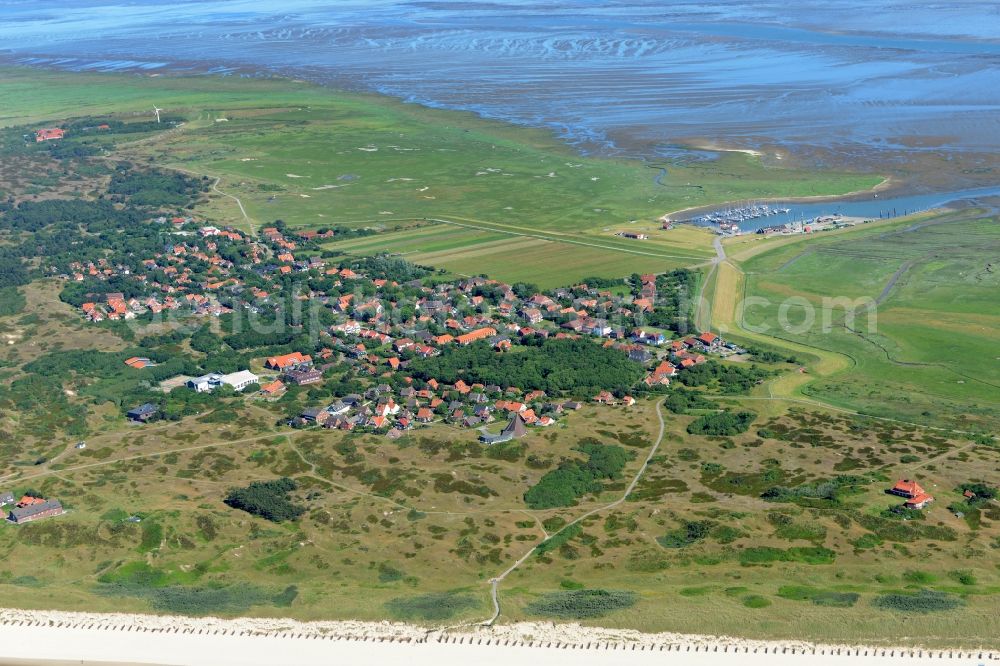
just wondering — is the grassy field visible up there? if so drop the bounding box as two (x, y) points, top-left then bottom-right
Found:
(0, 65), (882, 288)
(134, 100), (881, 235)
(716, 209), (1000, 430)
(0, 379), (997, 646)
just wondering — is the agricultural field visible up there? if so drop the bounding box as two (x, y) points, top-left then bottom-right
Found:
(323, 221), (707, 288)
(726, 208), (1000, 430)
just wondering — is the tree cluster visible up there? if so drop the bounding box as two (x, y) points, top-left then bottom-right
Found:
(410, 338), (644, 395)
(686, 410), (757, 436)
(524, 441), (631, 509)
(223, 477), (305, 523)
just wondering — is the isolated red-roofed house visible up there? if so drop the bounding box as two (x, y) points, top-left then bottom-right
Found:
(35, 128), (65, 142)
(888, 479), (926, 499)
(888, 479), (934, 509)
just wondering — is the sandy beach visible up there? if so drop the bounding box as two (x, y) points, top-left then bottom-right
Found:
(0, 609), (994, 666)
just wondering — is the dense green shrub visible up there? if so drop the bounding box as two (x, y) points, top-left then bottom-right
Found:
(778, 585), (859, 607)
(742, 595), (771, 608)
(761, 475), (870, 506)
(410, 338), (644, 395)
(739, 546), (836, 566)
(108, 167), (207, 207)
(535, 524), (582, 557)
(378, 562), (405, 583)
(658, 520), (715, 548)
(524, 441), (631, 509)
(687, 411), (756, 436)
(664, 387), (716, 414)
(872, 590), (963, 613)
(674, 360), (773, 394)
(525, 589), (637, 619)
(96, 562), (294, 615)
(0, 286), (25, 316)
(223, 477), (305, 523)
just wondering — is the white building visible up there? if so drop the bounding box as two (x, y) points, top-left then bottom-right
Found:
(187, 373), (220, 393)
(187, 370), (259, 393)
(220, 370), (259, 392)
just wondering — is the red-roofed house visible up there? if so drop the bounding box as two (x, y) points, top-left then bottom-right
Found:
(259, 380), (286, 397)
(888, 479), (926, 499)
(697, 331), (720, 347)
(455, 327), (497, 345)
(35, 128), (65, 142)
(888, 479), (934, 509)
(593, 390), (616, 404)
(265, 352), (312, 371)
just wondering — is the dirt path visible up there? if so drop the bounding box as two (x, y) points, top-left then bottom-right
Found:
(211, 177), (254, 233)
(483, 399), (666, 625)
(0, 429), (286, 485)
(692, 235), (725, 332)
(167, 166), (256, 237)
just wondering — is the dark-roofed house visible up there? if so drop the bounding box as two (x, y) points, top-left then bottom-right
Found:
(285, 368), (323, 386)
(479, 413), (528, 444)
(300, 407), (330, 425)
(628, 349), (652, 364)
(126, 403), (159, 423)
(9, 498), (64, 524)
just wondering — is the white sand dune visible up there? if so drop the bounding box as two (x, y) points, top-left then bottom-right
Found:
(0, 610), (993, 666)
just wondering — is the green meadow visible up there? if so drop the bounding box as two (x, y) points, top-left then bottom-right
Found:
(1, 65), (879, 235)
(737, 209), (1000, 429)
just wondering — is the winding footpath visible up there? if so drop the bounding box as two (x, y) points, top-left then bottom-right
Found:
(483, 399), (667, 625)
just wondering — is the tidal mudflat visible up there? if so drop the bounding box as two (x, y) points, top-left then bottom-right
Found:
(1, 0), (998, 187)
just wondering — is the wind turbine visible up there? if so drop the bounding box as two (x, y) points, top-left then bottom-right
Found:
(153, 106), (162, 123)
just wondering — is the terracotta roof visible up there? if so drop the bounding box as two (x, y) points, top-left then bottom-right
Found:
(891, 479), (926, 498)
